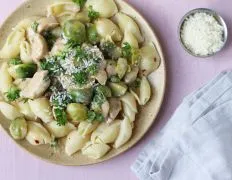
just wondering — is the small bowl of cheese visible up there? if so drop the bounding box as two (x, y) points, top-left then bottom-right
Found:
(179, 8), (228, 58)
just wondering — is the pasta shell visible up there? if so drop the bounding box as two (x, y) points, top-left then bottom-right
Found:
(95, 18), (122, 42)
(122, 30), (139, 48)
(26, 121), (51, 146)
(85, 0), (118, 18)
(91, 120), (120, 144)
(0, 102), (23, 120)
(0, 63), (13, 93)
(113, 12), (143, 43)
(120, 92), (137, 113)
(140, 43), (161, 76)
(140, 76), (151, 105)
(116, 58), (128, 79)
(46, 121), (76, 138)
(122, 102), (136, 122)
(65, 130), (90, 156)
(47, 2), (80, 17)
(16, 101), (37, 121)
(14, 16), (41, 31)
(77, 121), (99, 137)
(28, 98), (54, 123)
(114, 116), (132, 149)
(0, 28), (26, 59)
(20, 40), (33, 63)
(82, 142), (110, 159)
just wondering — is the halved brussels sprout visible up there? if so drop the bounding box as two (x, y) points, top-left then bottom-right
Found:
(116, 58), (128, 79)
(8, 63), (37, 79)
(87, 24), (100, 44)
(95, 85), (112, 97)
(66, 103), (88, 123)
(9, 117), (27, 140)
(69, 88), (93, 105)
(63, 19), (86, 44)
(108, 82), (128, 97)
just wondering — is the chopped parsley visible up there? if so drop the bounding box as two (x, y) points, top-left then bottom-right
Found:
(88, 6), (100, 22)
(5, 86), (20, 102)
(42, 31), (57, 50)
(40, 56), (64, 76)
(87, 110), (104, 123)
(72, 0), (86, 8)
(122, 42), (132, 59)
(73, 71), (88, 85)
(31, 21), (39, 32)
(86, 64), (98, 75)
(54, 108), (67, 126)
(8, 58), (22, 66)
(122, 42), (141, 65)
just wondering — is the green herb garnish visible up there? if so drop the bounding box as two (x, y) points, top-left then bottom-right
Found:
(40, 56), (64, 76)
(8, 58), (22, 66)
(88, 6), (100, 22)
(122, 42), (141, 65)
(31, 21), (39, 32)
(122, 42), (132, 59)
(72, 0), (87, 8)
(54, 108), (67, 126)
(73, 71), (88, 85)
(87, 64), (98, 75)
(5, 86), (20, 102)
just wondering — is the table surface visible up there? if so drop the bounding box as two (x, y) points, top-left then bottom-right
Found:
(0, 0), (232, 179)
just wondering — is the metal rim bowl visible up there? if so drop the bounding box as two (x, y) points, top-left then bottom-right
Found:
(178, 8), (228, 58)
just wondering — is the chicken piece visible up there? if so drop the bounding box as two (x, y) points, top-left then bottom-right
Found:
(106, 60), (117, 77)
(21, 71), (50, 99)
(13, 78), (31, 90)
(37, 16), (59, 33)
(101, 100), (110, 118)
(27, 29), (48, 62)
(107, 98), (122, 123)
(95, 70), (107, 85)
(50, 38), (65, 55)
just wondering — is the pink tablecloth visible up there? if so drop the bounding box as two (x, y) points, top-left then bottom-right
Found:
(0, 0), (232, 180)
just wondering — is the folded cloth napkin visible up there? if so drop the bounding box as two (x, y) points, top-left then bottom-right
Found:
(131, 71), (232, 180)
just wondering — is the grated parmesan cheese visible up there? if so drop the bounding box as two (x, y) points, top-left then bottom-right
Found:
(181, 12), (224, 56)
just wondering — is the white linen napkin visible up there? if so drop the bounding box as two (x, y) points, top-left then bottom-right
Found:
(131, 71), (232, 180)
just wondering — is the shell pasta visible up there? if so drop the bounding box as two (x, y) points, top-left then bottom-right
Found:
(0, 0), (160, 160)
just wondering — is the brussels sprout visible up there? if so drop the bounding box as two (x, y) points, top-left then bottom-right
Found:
(9, 117), (27, 140)
(87, 24), (100, 44)
(69, 88), (93, 105)
(108, 82), (128, 97)
(8, 63), (37, 79)
(116, 58), (128, 79)
(95, 85), (112, 97)
(63, 20), (86, 44)
(66, 103), (88, 122)
(100, 39), (121, 60)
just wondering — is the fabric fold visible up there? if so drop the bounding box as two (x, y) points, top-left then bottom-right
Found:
(132, 71), (232, 180)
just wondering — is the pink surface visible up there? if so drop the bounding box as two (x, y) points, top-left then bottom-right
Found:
(0, 0), (232, 180)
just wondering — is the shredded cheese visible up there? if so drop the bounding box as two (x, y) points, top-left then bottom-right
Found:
(181, 12), (224, 56)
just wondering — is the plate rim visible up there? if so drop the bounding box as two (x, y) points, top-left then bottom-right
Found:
(0, 0), (167, 166)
